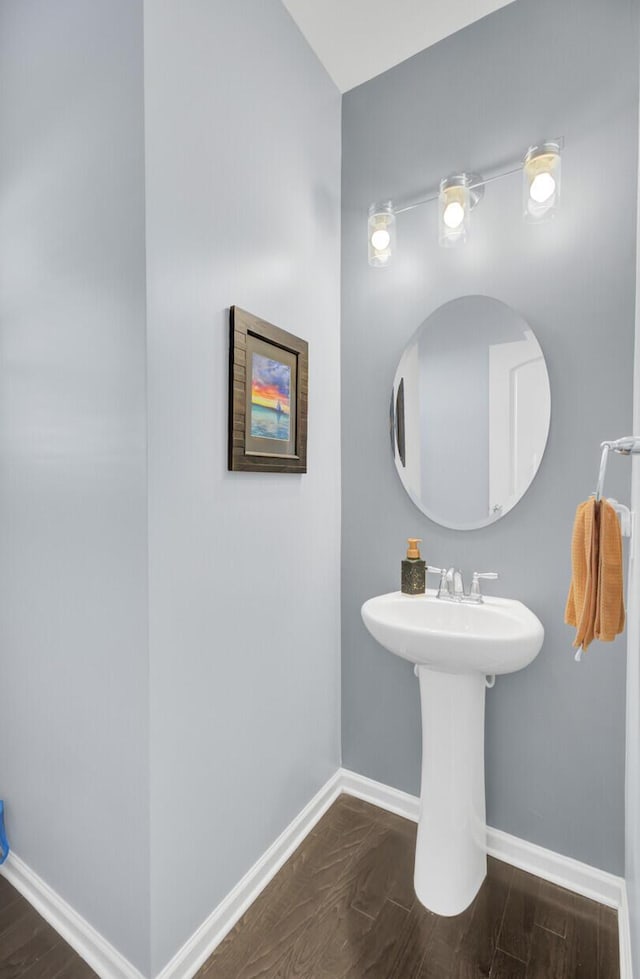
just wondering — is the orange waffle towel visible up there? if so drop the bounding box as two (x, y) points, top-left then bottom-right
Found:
(595, 499), (625, 641)
(565, 499), (600, 651)
(565, 498), (625, 651)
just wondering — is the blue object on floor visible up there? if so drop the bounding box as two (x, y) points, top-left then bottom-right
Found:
(0, 801), (9, 865)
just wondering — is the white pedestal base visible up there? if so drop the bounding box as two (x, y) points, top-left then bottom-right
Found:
(414, 667), (487, 916)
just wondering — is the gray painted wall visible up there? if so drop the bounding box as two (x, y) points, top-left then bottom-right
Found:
(143, 1), (342, 971)
(0, 0), (150, 972)
(342, 0), (638, 874)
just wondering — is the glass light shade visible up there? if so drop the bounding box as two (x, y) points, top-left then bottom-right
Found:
(368, 202), (396, 268)
(439, 176), (471, 247)
(523, 142), (561, 222)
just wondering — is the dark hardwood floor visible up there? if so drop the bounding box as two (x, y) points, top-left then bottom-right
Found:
(0, 875), (97, 979)
(198, 795), (620, 979)
(0, 797), (620, 979)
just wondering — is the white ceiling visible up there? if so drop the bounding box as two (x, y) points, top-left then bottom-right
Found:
(282, 0), (516, 93)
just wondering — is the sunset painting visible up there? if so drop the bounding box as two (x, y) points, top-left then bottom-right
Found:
(251, 352), (291, 441)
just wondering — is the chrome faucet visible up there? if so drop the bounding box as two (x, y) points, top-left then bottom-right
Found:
(427, 567), (498, 604)
(449, 568), (465, 600)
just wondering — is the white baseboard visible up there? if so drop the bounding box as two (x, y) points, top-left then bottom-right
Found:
(2, 768), (633, 979)
(155, 769), (343, 979)
(339, 768), (420, 822)
(0, 852), (145, 979)
(485, 823), (624, 908)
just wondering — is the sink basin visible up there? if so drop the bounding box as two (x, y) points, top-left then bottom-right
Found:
(361, 590), (544, 675)
(361, 588), (544, 919)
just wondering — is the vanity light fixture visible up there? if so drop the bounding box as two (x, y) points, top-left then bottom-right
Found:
(367, 139), (562, 263)
(368, 201), (396, 268)
(523, 141), (561, 222)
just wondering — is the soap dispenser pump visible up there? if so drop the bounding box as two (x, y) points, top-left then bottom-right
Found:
(401, 538), (426, 595)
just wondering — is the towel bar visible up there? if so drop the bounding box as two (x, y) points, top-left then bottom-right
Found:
(595, 435), (640, 506)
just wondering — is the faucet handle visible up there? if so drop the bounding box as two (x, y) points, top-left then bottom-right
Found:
(470, 571), (499, 601)
(426, 566), (447, 598)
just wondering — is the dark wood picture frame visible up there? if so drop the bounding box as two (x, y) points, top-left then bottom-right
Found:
(228, 306), (308, 473)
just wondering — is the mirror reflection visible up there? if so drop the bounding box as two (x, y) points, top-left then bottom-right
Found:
(391, 296), (551, 530)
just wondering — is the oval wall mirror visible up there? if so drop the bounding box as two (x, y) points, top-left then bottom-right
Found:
(391, 296), (551, 530)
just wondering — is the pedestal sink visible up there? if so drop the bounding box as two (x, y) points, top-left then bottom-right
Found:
(361, 590), (544, 917)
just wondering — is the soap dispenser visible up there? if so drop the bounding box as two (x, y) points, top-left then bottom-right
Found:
(401, 538), (426, 595)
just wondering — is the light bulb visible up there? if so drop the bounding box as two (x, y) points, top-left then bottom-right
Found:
(443, 201), (465, 230)
(529, 171), (556, 204)
(439, 176), (472, 247)
(523, 143), (561, 221)
(371, 228), (391, 251)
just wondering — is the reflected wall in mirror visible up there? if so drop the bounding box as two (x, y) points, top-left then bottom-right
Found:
(391, 296), (551, 530)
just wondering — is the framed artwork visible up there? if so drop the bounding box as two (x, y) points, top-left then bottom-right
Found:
(228, 306), (308, 473)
